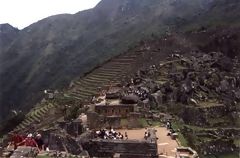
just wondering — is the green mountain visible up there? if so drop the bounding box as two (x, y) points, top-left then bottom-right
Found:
(0, 0), (239, 122)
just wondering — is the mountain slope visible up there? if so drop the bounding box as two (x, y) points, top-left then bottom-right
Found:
(0, 23), (19, 53)
(0, 0), (240, 122)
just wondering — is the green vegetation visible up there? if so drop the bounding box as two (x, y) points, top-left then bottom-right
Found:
(120, 118), (128, 128)
(120, 118), (163, 129)
(234, 139), (240, 147)
(138, 118), (148, 127)
(172, 122), (189, 147)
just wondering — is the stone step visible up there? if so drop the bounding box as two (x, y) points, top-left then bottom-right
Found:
(31, 115), (41, 121)
(96, 68), (124, 73)
(32, 112), (42, 119)
(35, 110), (45, 116)
(104, 62), (132, 67)
(26, 117), (34, 123)
(92, 71), (121, 77)
(39, 108), (47, 113)
(84, 77), (110, 83)
(98, 64), (127, 70)
(72, 90), (96, 97)
(85, 76), (115, 82)
(22, 121), (30, 126)
(75, 79), (103, 86)
(18, 124), (25, 129)
(70, 91), (91, 98)
(74, 80), (101, 88)
(88, 73), (116, 79)
(74, 87), (98, 94)
(24, 119), (32, 124)
(48, 103), (54, 108)
(68, 93), (90, 100)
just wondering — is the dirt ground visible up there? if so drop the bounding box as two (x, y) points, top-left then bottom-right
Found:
(117, 127), (179, 157)
(155, 127), (179, 157)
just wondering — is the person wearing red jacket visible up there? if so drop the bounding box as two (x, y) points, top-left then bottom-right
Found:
(8, 132), (24, 150)
(17, 133), (39, 152)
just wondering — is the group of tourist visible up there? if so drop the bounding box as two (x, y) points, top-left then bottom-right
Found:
(127, 86), (148, 101)
(95, 128), (127, 140)
(133, 88), (148, 100)
(8, 132), (45, 152)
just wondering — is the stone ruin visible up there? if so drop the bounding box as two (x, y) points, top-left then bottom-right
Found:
(3, 51), (239, 157)
(200, 139), (237, 156)
(57, 113), (88, 137)
(9, 146), (38, 158)
(181, 126), (240, 156)
(100, 51), (240, 156)
(82, 129), (158, 158)
(176, 147), (199, 158)
(38, 128), (83, 155)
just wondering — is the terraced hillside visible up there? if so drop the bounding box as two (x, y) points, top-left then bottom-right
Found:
(9, 27), (239, 136)
(11, 36), (191, 133)
(66, 54), (140, 101)
(13, 103), (56, 133)
(13, 55), (144, 133)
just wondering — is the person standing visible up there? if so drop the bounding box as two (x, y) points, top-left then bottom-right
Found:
(18, 133), (39, 151)
(35, 134), (44, 151)
(125, 132), (128, 140)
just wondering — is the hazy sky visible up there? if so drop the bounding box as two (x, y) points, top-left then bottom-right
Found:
(0, 0), (101, 29)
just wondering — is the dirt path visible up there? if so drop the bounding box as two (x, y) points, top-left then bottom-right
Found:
(155, 127), (179, 157)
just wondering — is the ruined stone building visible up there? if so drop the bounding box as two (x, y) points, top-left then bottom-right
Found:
(83, 129), (158, 158)
(95, 104), (136, 117)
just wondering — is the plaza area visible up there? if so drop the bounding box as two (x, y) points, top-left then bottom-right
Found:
(117, 127), (179, 157)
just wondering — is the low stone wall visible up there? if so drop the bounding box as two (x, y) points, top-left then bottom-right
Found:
(83, 129), (158, 158)
(199, 139), (238, 156)
(48, 133), (82, 155)
(84, 139), (158, 158)
(202, 104), (228, 118)
(40, 129), (82, 155)
(181, 104), (233, 126)
(10, 146), (38, 158)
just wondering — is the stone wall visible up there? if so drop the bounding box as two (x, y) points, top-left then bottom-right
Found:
(87, 112), (105, 129)
(84, 139), (158, 158)
(105, 116), (121, 129)
(83, 129), (158, 158)
(181, 104), (232, 126)
(40, 129), (82, 155)
(95, 104), (135, 117)
(58, 121), (83, 137)
(199, 139), (238, 156)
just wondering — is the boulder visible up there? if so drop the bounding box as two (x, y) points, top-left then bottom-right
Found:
(121, 94), (139, 104)
(219, 79), (230, 92)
